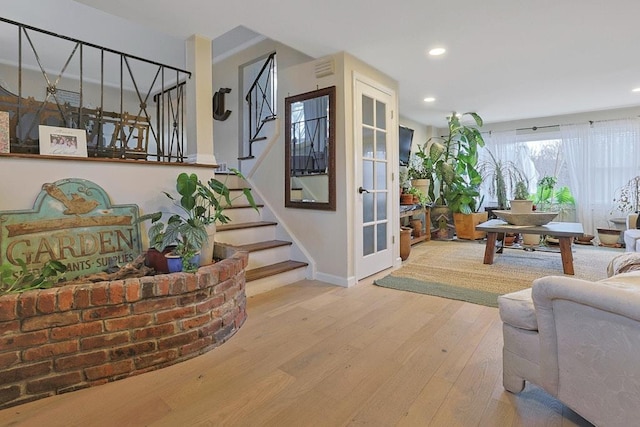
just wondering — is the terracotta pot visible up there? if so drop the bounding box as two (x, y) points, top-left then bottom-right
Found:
(400, 227), (412, 261)
(410, 219), (422, 237)
(400, 193), (414, 205)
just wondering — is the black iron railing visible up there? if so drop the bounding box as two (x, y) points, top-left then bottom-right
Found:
(0, 17), (190, 162)
(290, 116), (328, 176)
(244, 52), (276, 157)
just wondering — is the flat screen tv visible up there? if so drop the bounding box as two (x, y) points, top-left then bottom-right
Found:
(398, 125), (414, 166)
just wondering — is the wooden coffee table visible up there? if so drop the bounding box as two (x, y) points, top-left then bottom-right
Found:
(475, 219), (585, 275)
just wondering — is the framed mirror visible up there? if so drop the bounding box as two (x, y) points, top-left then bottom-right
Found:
(285, 86), (336, 210)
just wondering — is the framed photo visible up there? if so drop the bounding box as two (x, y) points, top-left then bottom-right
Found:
(39, 125), (88, 157)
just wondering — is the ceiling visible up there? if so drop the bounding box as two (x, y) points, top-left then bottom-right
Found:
(74, 0), (640, 128)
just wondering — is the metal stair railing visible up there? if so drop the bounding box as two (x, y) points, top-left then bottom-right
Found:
(244, 52), (276, 158)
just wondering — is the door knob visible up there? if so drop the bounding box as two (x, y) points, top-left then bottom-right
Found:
(358, 186), (370, 194)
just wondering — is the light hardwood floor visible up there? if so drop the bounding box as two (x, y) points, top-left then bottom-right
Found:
(0, 253), (593, 426)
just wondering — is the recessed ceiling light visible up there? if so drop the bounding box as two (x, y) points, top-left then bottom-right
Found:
(423, 97), (436, 103)
(429, 47), (446, 56)
(633, 87), (640, 92)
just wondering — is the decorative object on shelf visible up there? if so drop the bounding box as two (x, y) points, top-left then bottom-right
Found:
(38, 125), (88, 157)
(492, 210), (559, 226)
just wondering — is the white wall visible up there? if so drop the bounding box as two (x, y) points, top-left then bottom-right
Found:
(0, 157), (216, 248)
(211, 39), (313, 169)
(1, 0), (185, 70)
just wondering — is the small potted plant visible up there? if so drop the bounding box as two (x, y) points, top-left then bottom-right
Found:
(510, 180), (533, 213)
(407, 148), (432, 197)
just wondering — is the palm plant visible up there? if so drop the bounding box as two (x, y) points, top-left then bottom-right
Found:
(478, 148), (527, 209)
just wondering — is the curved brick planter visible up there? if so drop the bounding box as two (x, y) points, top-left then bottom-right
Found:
(0, 244), (248, 409)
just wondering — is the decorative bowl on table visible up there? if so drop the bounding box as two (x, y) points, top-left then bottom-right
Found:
(492, 210), (559, 226)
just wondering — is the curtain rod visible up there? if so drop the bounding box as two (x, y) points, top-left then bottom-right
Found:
(515, 124), (560, 132)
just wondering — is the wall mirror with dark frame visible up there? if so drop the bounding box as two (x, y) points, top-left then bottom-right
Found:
(285, 85), (336, 210)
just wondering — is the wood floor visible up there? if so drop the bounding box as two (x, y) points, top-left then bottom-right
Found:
(0, 260), (593, 426)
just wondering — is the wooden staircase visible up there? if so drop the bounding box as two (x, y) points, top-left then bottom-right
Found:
(214, 177), (308, 296)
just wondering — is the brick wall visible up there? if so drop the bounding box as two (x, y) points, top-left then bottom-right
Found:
(0, 244), (248, 409)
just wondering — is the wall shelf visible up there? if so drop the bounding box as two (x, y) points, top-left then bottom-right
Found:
(400, 205), (431, 245)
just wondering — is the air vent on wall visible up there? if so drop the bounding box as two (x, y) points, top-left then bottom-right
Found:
(315, 58), (335, 78)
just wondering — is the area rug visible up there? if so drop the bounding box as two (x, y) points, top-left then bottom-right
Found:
(374, 240), (621, 307)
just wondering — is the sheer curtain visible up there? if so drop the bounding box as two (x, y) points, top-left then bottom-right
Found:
(481, 130), (535, 206)
(560, 118), (640, 236)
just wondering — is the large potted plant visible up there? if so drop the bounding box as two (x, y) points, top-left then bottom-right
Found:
(422, 112), (485, 238)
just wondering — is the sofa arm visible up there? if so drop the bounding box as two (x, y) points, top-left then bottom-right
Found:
(532, 272), (640, 426)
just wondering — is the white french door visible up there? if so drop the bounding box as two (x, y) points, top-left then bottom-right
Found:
(355, 78), (395, 280)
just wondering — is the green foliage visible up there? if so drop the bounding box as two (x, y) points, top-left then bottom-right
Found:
(405, 186), (430, 205)
(533, 176), (574, 206)
(407, 144), (433, 180)
(421, 112), (485, 213)
(0, 259), (67, 295)
(478, 148), (526, 209)
(137, 169), (259, 270)
(513, 180), (529, 200)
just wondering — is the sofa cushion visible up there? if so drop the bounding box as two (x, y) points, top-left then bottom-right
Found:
(498, 288), (537, 331)
(607, 251), (640, 276)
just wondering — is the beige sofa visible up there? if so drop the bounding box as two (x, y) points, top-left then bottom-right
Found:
(499, 270), (640, 426)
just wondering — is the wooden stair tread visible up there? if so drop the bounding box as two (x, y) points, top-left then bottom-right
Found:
(235, 240), (292, 253)
(217, 221), (277, 231)
(219, 203), (264, 210)
(246, 260), (308, 282)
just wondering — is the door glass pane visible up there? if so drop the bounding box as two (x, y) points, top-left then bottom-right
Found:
(363, 193), (374, 222)
(376, 130), (386, 159)
(376, 100), (386, 130)
(377, 192), (387, 220)
(362, 127), (374, 158)
(362, 96), (374, 126)
(377, 223), (387, 250)
(363, 160), (374, 190)
(363, 225), (374, 255)
(376, 162), (387, 190)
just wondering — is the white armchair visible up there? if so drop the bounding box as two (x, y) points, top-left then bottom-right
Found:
(624, 213), (640, 251)
(499, 270), (640, 426)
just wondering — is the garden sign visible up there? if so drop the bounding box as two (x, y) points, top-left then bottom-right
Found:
(0, 178), (142, 280)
